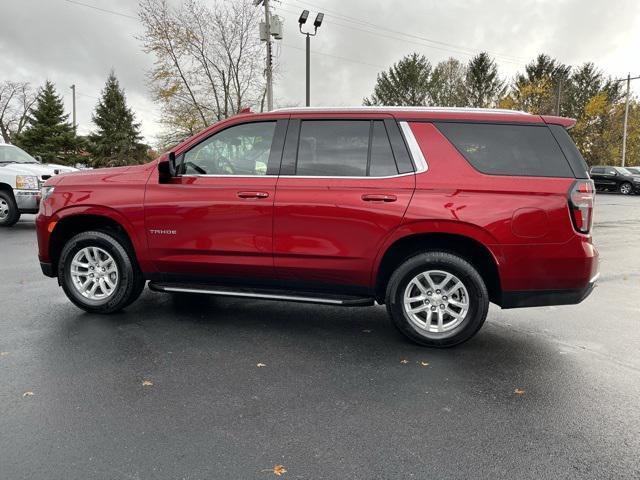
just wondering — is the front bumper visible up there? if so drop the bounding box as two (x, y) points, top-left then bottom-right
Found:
(14, 189), (40, 213)
(500, 273), (598, 309)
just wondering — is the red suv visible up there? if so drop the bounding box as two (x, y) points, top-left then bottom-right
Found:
(35, 107), (598, 347)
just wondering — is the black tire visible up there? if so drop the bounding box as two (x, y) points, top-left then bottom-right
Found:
(58, 230), (144, 313)
(0, 191), (21, 227)
(619, 182), (633, 195)
(385, 251), (489, 348)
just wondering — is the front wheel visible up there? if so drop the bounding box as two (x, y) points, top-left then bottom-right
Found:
(620, 182), (633, 195)
(385, 251), (489, 348)
(0, 191), (21, 227)
(58, 230), (144, 313)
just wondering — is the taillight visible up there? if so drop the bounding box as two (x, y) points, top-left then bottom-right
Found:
(568, 180), (594, 234)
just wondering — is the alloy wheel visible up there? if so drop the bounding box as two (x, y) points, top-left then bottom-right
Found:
(403, 270), (470, 335)
(70, 247), (119, 300)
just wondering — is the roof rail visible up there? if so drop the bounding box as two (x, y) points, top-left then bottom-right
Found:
(271, 106), (529, 115)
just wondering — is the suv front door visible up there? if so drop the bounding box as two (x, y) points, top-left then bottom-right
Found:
(273, 116), (417, 291)
(145, 119), (287, 280)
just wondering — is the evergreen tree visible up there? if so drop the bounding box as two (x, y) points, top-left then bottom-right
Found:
(15, 81), (81, 165)
(88, 72), (147, 167)
(465, 52), (505, 108)
(363, 53), (432, 106)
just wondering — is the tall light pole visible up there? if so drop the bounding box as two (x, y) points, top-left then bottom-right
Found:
(298, 10), (324, 107)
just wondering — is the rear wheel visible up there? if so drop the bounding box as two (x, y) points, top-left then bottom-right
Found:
(620, 182), (632, 195)
(58, 230), (144, 313)
(0, 191), (20, 227)
(385, 251), (489, 348)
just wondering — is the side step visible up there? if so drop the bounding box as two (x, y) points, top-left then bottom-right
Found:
(148, 282), (375, 307)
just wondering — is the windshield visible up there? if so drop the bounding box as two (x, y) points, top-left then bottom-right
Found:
(615, 167), (633, 175)
(626, 167), (640, 175)
(0, 145), (39, 164)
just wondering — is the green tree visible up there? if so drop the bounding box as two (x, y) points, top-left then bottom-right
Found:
(503, 54), (571, 114)
(15, 81), (81, 164)
(88, 72), (147, 167)
(429, 57), (467, 107)
(465, 52), (505, 108)
(364, 53), (432, 106)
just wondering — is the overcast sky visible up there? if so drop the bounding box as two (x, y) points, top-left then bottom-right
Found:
(2, 0), (639, 144)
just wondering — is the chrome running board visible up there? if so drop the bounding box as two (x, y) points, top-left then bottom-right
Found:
(148, 282), (374, 307)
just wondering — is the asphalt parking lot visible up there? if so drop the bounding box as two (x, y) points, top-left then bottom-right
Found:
(1, 194), (639, 480)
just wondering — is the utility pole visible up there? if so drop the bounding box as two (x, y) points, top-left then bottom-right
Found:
(70, 84), (77, 133)
(556, 78), (562, 116)
(263, 0), (273, 111)
(256, 0), (281, 111)
(622, 73), (631, 167)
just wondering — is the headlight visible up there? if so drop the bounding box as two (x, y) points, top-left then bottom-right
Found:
(16, 175), (39, 190)
(41, 186), (55, 200)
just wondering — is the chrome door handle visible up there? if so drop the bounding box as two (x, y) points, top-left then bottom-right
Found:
(237, 191), (269, 199)
(361, 194), (397, 202)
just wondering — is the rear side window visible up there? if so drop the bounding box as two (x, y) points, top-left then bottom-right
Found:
(435, 122), (574, 178)
(297, 121), (369, 176)
(591, 167), (605, 174)
(296, 120), (399, 177)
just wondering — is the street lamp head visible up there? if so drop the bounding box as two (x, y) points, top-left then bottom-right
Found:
(313, 12), (324, 28)
(298, 9), (309, 25)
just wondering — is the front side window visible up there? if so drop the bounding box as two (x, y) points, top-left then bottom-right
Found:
(182, 122), (276, 176)
(295, 120), (399, 177)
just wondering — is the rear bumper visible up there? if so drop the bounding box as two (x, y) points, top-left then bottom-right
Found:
(500, 273), (598, 308)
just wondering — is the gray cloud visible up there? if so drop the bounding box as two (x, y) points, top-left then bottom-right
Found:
(1, 0), (639, 143)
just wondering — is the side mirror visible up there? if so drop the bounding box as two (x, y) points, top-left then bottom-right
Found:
(158, 152), (177, 182)
(35, 155), (42, 163)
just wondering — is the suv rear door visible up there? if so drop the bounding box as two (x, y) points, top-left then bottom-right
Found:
(273, 115), (416, 290)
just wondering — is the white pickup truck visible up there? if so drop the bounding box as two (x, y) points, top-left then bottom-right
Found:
(0, 143), (77, 227)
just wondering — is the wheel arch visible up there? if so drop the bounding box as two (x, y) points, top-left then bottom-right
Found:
(48, 208), (143, 277)
(374, 229), (503, 305)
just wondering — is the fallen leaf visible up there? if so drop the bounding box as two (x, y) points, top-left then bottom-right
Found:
(514, 388), (525, 395)
(272, 465), (287, 476)
(419, 361), (430, 367)
(256, 363), (267, 368)
(142, 380), (154, 386)
(0, 352), (9, 356)
(23, 391), (34, 397)
(400, 359), (409, 364)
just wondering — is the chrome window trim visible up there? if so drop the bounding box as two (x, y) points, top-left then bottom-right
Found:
(398, 121), (428, 173)
(180, 171), (416, 180)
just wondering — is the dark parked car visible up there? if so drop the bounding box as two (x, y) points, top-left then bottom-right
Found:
(590, 166), (640, 195)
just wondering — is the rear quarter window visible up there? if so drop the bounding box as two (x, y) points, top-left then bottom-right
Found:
(435, 122), (574, 178)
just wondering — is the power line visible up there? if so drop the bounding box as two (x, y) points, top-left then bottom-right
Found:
(280, 0), (527, 63)
(63, 0), (137, 20)
(281, 43), (385, 69)
(274, 4), (522, 65)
